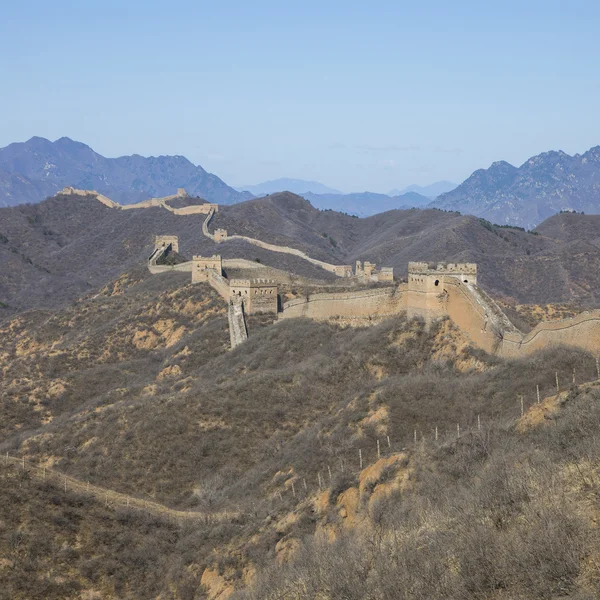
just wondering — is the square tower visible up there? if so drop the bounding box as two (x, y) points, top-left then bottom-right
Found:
(154, 235), (179, 254)
(229, 279), (278, 314)
(192, 255), (223, 282)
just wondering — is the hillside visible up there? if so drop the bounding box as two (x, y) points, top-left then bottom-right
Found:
(2, 263), (600, 598)
(0, 137), (250, 207)
(2, 191), (600, 313)
(431, 146), (600, 229)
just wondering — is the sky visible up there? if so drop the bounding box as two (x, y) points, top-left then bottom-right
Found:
(1, 0), (600, 193)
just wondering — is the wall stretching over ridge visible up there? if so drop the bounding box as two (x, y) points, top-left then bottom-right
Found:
(501, 311), (600, 358)
(202, 211), (352, 277)
(60, 187), (216, 215)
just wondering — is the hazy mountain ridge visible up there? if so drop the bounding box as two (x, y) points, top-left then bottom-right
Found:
(300, 190), (431, 216)
(389, 180), (457, 198)
(0, 136), (249, 207)
(236, 177), (342, 196)
(431, 146), (600, 228)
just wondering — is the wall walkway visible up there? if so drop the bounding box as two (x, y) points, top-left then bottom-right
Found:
(228, 298), (248, 348)
(279, 286), (405, 321)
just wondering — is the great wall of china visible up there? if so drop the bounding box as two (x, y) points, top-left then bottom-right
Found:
(64, 187), (600, 356)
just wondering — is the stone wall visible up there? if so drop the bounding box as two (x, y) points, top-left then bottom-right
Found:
(207, 271), (231, 301)
(501, 311), (600, 358)
(60, 187), (120, 208)
(279, 286), (406, 321)
(228, 298), (248, 348)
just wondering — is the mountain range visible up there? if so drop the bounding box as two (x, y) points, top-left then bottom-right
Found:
(0, 136), (250, 207)
(431, 147), (600, 229)
(3, 137), (600, 229)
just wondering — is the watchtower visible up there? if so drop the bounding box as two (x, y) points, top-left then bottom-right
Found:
(214, 228), (228, 242)
(407, 262), (477, 319)
(154, 235), (179, 254)
(229, 279), (278, 314)
(192, 255), (223, 282)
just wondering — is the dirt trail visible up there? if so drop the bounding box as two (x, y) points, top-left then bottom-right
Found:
(3, 456), (239, 523)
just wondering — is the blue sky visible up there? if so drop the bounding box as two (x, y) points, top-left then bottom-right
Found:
(2, 0), (599, 192)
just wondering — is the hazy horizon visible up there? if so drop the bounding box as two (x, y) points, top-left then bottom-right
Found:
(2, 0), (600, 193)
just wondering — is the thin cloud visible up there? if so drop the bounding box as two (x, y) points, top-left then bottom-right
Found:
(432, 146), (464, 154)
(357, 144), (421, 154)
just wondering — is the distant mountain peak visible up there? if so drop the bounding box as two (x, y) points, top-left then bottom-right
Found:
(431, 144), (600, 229)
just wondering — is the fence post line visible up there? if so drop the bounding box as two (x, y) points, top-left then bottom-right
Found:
(359, 449), (363, 470)
(327, 465), (332, 482)
(317, 472), (322, 491)
(537, 384), (541, 404)
(377, 439), (381, 459)
(435, 426), (438, 441)
(386, 435), (391, 449)
(414, 429), (417, 445)
(292, 481), (296, 498)
(303, 478), (307, 491)
(340, 457), (344, 473)
(556, 372), (560, 393)
(64, 477), (67, 493)
(477, 415), (481, 431)
(457, 423), (460, 438)
(573, 368), (576, 385)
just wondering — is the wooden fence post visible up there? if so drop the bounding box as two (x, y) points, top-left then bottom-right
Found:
(556, 372), (560, 393)
(435, 426), (438, 441)
(387, 435), (391, 449)
(457, 423), (460, 438)
(359, 449), (363, 470)
(520, 395), (524, 418)
(377, 439), (381, 459)
(477, 415), (481, 431)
